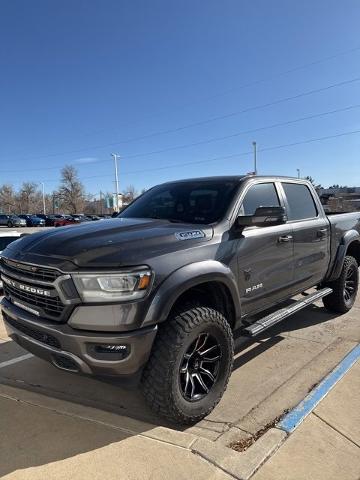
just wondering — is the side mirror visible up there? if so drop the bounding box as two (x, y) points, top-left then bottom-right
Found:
(236, 206), (287, 228)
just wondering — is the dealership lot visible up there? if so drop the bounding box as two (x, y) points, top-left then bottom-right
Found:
(0, 292), (359, 449)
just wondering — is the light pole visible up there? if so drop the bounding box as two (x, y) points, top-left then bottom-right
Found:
(296, 168), (300, 179)
(111, 153), (120, 212)
(40, 182), (46, 214)
(99, 190), (103, 215)
(252, 141), (257, 175)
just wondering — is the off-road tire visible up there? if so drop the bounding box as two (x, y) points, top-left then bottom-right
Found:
(323, 255), (359, 313)
(141, 306), (234, 424)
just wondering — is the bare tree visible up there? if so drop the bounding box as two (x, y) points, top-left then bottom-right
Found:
(17, 182), (39, 213)
(304, 176), (322, 190)
(329, 184), (348, 189)
(0, 184), (16, 214)
(123, 184), (138, 204)
(58, 165), (85, 214)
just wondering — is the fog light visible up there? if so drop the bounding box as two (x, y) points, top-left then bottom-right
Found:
(96, 344), (127, 353)
(88, 343), (130, 360)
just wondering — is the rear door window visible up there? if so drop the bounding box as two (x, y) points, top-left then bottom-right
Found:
(282, 183), (318, 221)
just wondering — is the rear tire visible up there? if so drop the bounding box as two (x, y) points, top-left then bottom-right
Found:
(323, 256), (358, 313)
(141, 305), (234, 424)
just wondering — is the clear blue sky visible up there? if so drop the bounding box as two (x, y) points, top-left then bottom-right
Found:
(1, 0), (360, 196)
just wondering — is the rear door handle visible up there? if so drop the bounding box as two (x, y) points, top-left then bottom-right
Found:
(278, 235), (293, 243)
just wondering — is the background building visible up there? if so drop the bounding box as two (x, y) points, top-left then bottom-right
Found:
(318, 187), (360, 212)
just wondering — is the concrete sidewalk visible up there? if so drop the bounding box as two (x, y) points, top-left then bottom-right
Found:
(253, 360), (360, 480)
(1, 359), (358, 480)
(0, 384), (232, 480)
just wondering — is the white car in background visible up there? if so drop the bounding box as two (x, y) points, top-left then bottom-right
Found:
(0, 231), (27, 290)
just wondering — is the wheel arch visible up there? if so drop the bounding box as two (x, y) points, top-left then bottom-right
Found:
(143, 261), (242, 329)
(327, 230), (360, 282)
(346, 238), (360, 265)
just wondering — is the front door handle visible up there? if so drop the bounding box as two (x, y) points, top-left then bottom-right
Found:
(317, 228), (328, 239)
(278, 235), (293, 243)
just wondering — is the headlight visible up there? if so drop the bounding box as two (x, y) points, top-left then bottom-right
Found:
(72, 270), (152, 302)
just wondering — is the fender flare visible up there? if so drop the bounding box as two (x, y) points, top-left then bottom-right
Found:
(327, 229), (360, 282)
(142, 260), (242, 327)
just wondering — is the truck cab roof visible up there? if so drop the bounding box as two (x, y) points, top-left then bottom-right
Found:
(160, 175), (309, 186)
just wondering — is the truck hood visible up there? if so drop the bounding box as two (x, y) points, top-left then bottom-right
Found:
(2, 218), (213, 270)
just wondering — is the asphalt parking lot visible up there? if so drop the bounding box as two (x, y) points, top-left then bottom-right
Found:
(0, 226), (54, 234)
(0, 292), (359, 447)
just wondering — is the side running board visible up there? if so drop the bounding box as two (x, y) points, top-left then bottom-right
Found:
(243, 287), (333, 337)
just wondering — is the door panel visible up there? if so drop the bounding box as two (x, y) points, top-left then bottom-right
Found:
(237, 224), (294, 315)
(291, 218), (330, 289)
(235, 181), (295, 315)
(280, 182), (330, 291)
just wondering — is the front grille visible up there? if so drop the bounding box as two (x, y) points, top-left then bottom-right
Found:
(3, 281), (64, 319)
(1, 258), (61, 283)
(4, 314), (61, 349)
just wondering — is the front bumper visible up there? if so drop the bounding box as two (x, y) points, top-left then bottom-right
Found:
(1, 298), (157, 377)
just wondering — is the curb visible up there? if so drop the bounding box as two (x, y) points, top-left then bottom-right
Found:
(192, 428), (286, 480)
(192, 342), (360, 480)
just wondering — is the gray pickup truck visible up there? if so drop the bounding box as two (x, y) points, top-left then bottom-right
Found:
(1, 175), (359, 424)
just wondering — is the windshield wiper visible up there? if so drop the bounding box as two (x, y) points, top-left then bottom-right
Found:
(147, 216), (187, 223)
(166, 218), (188, 223)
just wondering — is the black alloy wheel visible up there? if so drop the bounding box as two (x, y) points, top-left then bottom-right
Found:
(323, 255), (359, 313)
(141, 305), (234, 424)
(343, 262), (357, 306)
(179, 332), (221, 402)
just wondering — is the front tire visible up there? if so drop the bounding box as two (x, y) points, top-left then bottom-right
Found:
(7, 221), (13, 228)
(141, 306), (234, 424)
(323, 256), (359, 313)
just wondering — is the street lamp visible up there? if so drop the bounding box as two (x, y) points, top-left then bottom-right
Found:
(40, 182), (46, 214)
(296, 169), (300, 179)
(252, 141), (257, 175)
(111, 153), (120, 212)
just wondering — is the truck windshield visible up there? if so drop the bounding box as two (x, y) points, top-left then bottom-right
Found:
(119, 180), (239, 224)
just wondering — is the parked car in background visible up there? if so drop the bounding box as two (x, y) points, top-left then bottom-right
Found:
(87, 215), (101, 221)
(0, 214), (27, 228)
(18, 215), (46, 227)
(54, 215), (78, 227)
(36, 214), (57, 226)
(70, 214), (91, 223)
(0, 231), (28, 289)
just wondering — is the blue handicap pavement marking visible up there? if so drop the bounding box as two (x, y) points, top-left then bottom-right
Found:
(278, 343), (360, 434)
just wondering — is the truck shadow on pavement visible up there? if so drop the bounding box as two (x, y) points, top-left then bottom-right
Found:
(232, 301), (340, 370)
(0, 303), (344, 478)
